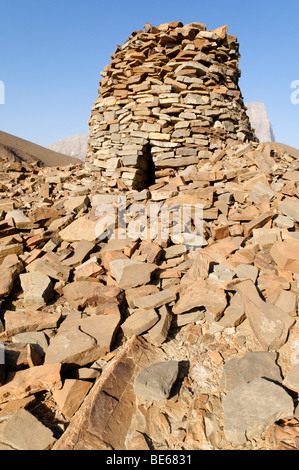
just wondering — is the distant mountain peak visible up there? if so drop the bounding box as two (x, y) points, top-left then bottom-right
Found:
(48, 135), (88, 161)
(245, 102), (275, 143)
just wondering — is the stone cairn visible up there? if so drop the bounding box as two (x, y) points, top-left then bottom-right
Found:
(87, 21), (257, 190)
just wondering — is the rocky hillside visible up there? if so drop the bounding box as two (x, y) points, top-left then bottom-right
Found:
(0, 138), (298, 450)
(0, 131), (82, 167)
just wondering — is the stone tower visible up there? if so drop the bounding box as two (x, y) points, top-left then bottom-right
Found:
(87, 21), (257, 190)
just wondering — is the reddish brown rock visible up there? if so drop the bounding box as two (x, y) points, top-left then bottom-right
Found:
(235, 280), (295, 350)
(63, 280), (124, 311)
(45, 313), (121, 367)
(0, 254), (23, 299)
(53, 336), (168, 450)
(172, 279), (227, 321)
(121, 309), (159, 337)
(0, 363), (62, 404)
(53, 379), (93, 419)
(270, 239), (299, 275)
(0, 309), (61, 339)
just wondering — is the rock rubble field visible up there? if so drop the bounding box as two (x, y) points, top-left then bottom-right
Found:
(0, 21), (298, 451)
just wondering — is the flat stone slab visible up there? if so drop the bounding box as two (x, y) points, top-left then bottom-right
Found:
(121, 309), (159, 337)
(125, 284), (159, 309)
(26, 259), (71, 282)
(53, 336), (168, 450)
(235, 280), (295, 350)
(283, 364), (299, 393)
(45, 313), (121, 367)
(172, 279), (227, 321)
(0, 254), (22, 299)
(278, 199), (299, 222)
(133, 288), (177, 310)
(61, 239), (95, 267)
(0, 364), (62, 405)
(63, 280), (123, 311)
(59, 216), (99, 242)
(220, 352), (282, 392)
(134, 360), (179, 401)
(223, 377), (294, 445)
(0, 310), (61, 339)
(0, 408), (56, 450)
(53, 379), (93, 419)
(109, 259), (158, 289)
(19, 272), (53, 305)
(143, 305), (172, 346)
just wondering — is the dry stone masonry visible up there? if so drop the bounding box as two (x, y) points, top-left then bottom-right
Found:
(87, 21), (257, 190)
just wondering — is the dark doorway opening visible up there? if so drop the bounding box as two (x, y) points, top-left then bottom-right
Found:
(132, 142), (156, 191)
(145, 143), (156, 188)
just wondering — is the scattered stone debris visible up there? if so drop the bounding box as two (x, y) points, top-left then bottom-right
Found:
(0, 21), (298, 451)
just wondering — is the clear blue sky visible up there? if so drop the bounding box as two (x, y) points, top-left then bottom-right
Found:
(0, 0), (298, 148)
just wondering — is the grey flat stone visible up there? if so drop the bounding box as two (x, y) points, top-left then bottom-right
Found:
(220, 351), (282, 392)
(223, 377), (294, 445)
(134, 360), (179, 401)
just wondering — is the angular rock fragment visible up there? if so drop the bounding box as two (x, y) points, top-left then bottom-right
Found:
(53, 379), (93, 419)
(133, 288), (177, 310)
(61, 239), (95, 267)
(26, 258), (71, 282)
(59, 216), (99, 242)
(121, 309), (159, 337)
(0, 254), (23, 299)
(283, 364), (299, 393)
(45, 313), (121, 367)
(0, 396), (35, 419)
(20, 272), (53, 305)
(134, 361), (179, 401)
(109, 259), (157, 289)
(0, 363), (62, 404)
(53, 336), (168, 450)
(270, 239), (299, 275)
(125, 284), (159, 309)
(1, 309), (61, 338)
(220, 351), (282, 392)
(278, 199), (299, 222)
(62, 280), (123, 311)
(223, 378), (294, 445)
(0, 409), (56, 450)
(218, 293), (245, 328)
(143, 305), (173, 346)
(235, 280), (295, 350)
(172, 279), (227, 321)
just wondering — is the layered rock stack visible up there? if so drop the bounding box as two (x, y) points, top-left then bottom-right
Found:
(87, 21), (257, 190)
